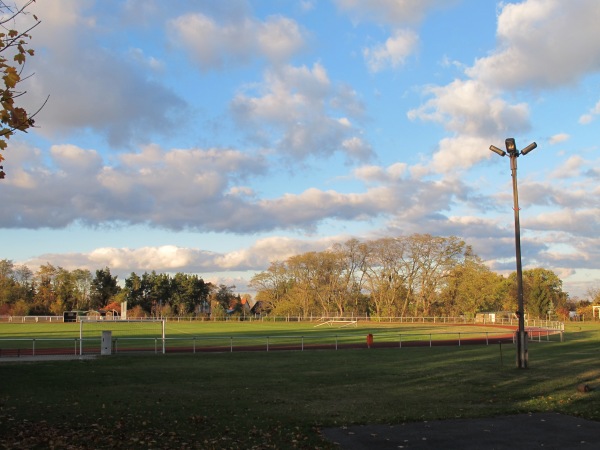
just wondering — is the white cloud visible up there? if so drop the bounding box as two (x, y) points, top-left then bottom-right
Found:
(0, 143), (269, 230)
(549, 133), (570, 145)
(467, 0), (600, 90)
(407, 79), (530, 173)
(526, 209), (600, 237)
(353, 163), (407, 183)
(430, 136), (493, 173)
(90, 246), (198, 270)
(168, 13), (305, 70)
(334, 0), (448, 25)
(549, 155), (584, 179)
(50, 145), (103, 174)
(363, 28), (418, 72)
(408, 79), (530, 137)
(24, 237), (338, 277)
(408, 0), (600, 175)
(214, 236), (327, 269)
(24, 1), (185, 147)
(231, 64), (373, 162)
(579, 99), (600, 124)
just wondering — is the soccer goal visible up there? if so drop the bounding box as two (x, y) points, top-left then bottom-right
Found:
(79, 319), (166, 355)
(315, 319), (358, 328)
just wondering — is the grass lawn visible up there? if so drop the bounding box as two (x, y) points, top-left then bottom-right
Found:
(0, 322), (598, 449)
(0, 320), (520, 354)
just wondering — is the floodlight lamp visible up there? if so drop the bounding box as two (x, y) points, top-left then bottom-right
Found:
(505, 138), (517, 154)
(521, 142), (537, 156)
(489, 145), (506, 157)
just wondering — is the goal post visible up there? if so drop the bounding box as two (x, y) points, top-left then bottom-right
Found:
(79, 319), (166, 355)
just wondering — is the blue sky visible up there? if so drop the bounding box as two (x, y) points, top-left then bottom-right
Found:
(2, 0), (600, 299)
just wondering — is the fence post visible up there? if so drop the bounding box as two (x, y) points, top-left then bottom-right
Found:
(32, 338), (35, 356)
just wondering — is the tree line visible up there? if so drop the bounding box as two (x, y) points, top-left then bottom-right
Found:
(250, 234), (574, 320)
(1, 234), (597, 320)
(0, 260), (240, 318)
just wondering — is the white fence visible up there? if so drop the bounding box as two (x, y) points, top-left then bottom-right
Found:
(0, 314), (565, 330)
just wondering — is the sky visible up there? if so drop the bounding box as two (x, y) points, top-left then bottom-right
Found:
(2, 0), (600, 299)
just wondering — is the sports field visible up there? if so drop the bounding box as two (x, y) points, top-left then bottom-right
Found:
(0, 322), (598, 448)
(0, 320), (528, 356)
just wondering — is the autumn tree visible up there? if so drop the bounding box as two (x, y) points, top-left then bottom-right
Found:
(331, 239), (369, 315)
(285, 251), (349, 316)
(170, 272), (210, 316)
(249, 261), (292, 314)
(51, 267), (76, 315)
(0, 259), (17, 306)
(524, 268), (566, 319)
(587, 286), (600, 305)
(363, 237), (408, 318)
(503, 268), (567, 318)
(71, 268), (92, 310)
(409, 234), (466, 316)
(89, 267), (120, 310)
(439, 249), (504, 317)
(0, 0), (46, 177)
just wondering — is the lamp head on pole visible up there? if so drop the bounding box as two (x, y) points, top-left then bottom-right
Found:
(505, 138), (517, 155)
(489, 145), (506, 157)
(521, 142), (537, 155)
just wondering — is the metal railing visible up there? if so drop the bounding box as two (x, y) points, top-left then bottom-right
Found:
(0, 314), (566, 330)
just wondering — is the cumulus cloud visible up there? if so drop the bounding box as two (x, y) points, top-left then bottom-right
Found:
(231, 63), (373, 162)
(353, 162), (408, 184)
(549, 133), (570, 145)
(408, 79), (530, 137)
(407, 79), (530, 172)
(334, 0), (449, 25)
(526, 209), (600, 237)
(0, 144), (268, 230)
(363, 28), (418, 72)
(552, 155), (585, 178)
(168, 13), (306, 70)
(23, 1), (186, 147)
(408, 0), (600, 175)
(466, 0), (600, 90)
(23, 237), (339, 279)
(579, 99), (600, 124)
(2, 140), (478, 236)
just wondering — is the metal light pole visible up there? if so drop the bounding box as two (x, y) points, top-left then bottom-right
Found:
(489, 138), (537, 369)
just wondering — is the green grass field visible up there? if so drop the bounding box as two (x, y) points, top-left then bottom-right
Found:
(0, 322), (597, 448)
(0, 320), (524, 355)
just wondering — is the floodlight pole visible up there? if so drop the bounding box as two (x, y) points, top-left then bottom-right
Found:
(489, 138), (537, 369)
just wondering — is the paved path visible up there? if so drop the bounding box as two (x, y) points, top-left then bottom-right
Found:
(321, 413), (600, 449)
